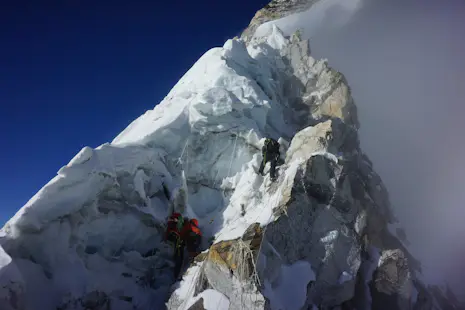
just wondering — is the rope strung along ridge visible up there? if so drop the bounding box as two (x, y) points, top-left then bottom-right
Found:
(226, 133), (239, 187)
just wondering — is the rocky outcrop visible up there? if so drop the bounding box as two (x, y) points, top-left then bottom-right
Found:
(169, 111), (429, 309)
(168, 224), (265, 309)
(241, 0), (320, 42)
(256, 117), (410, 309)
(195, 223), (263, 278)
(187, 298), (205, 310)
(169, 11), (462, 309)
(369, 249), (413, 310)
(170, 92), (461, 309)
(280, 33), (360, 130)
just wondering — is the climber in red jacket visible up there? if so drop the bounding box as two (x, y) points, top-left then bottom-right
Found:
(165, 212), (184, 245)
(165, 212), (202, 277)
(181, 218), (202, 260)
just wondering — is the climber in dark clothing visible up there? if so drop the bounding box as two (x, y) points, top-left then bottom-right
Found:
(258, 137), (280, 181)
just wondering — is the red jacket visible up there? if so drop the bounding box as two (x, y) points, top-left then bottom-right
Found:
(165, 212), (183, 240)
(181, 219), (202, 240)
(165, 213), (202, 241)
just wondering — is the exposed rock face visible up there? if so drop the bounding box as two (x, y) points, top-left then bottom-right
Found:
(369, 249), (413, 310)
(199, 224), (265, 309)
(167, 28), (412, 307)
(262, 122), (362, 308)
(168, 4), (463, 309)
(241, 0), (320, 42)
(170, 105), (459, 308)
(187, 298), (205, 310)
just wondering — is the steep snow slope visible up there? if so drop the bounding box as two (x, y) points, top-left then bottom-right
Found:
(0, 24), (356, 309)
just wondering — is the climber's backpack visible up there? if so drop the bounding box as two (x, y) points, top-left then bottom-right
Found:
(264, 138), (280, 154)
(188, 219), (201, 237)
(166, 213), (184, 245)
(184, 219), (202, 253)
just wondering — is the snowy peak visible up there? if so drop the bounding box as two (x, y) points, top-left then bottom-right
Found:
(1, 1), (462, 309)
(241, 0), (318, 42)
(0, 22), (356, 310)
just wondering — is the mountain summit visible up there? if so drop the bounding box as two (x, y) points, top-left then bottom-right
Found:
(1, 1), (462, 309)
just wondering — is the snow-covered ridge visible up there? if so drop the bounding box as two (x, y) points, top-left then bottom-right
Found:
(0, 24), (351, 310)
(0, 12), (461, 310)
(240, 0), (320, 42)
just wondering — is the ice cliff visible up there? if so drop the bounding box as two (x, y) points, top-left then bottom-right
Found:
(0, 1), (462, 310)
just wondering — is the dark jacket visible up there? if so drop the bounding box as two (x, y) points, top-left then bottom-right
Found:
(262, 138), (280, 157)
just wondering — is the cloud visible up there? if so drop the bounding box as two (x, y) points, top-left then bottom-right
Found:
(255, 0), (363, 39)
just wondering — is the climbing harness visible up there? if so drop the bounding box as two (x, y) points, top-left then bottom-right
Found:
(176, 216), (185, 232)
(175, 235), (183, 258)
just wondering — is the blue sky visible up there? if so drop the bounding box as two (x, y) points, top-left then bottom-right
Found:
(0, 1), (269, 225)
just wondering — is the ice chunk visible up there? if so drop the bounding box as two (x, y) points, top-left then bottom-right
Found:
(186, 289), (230, 310)
(67, 146), (94, 167)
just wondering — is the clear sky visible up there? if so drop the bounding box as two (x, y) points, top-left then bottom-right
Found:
(0, 1), (270, 226)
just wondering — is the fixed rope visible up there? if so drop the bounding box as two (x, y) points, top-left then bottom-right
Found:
(212, 155), (278, 243)
(178, 139), (190, 174)
(211, 132), (239, 191)
(178, 136), (287, 308)
(211, 166), (222, 189)
(209, 133), (239, 231)
(179, 160), (292, 309)
(178, 139), (189, 164)
(226, 133), (239, 184)
(234, 182), (283, 309)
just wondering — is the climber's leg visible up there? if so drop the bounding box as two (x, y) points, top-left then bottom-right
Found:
(270, 158), (277, 181)
(258, 157), (266, 176)
(258, 154), (267, 175)
(166, 231), (179, 246)
(186, 234), (202, 261)
(173, 238), (184, 278)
